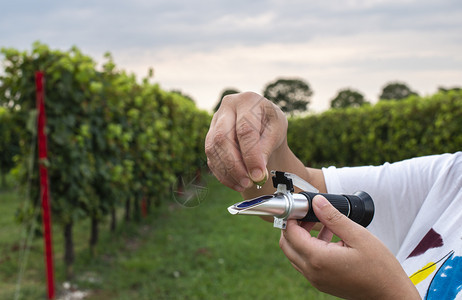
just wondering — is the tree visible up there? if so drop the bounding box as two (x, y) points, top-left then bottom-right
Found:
(171, 89), (195, 102)
(379, 81), (418, 101)
(438, 86), (461, 93)
(213, 88), (240, 112)
(330, 88), (369, 109)
(263, 78), (312, 115)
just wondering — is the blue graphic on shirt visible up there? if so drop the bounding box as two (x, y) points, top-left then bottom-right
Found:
(425, 252), (462, 299)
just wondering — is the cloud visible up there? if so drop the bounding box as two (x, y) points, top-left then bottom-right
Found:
(3, 0), (459, 51)
(1, 0), (461, 111)
(110, 28), (461, 111)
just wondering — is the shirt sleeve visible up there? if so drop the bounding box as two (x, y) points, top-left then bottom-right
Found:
(321, 153), (458, 254)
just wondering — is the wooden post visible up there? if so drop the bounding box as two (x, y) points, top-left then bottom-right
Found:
(36, 71), (55, 299)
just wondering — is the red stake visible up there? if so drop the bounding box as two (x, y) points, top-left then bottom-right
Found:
(141, 197), (148, 218)
(36, 71), (55, 299)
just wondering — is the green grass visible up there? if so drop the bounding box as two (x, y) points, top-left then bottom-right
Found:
(0, 176), (339, 300)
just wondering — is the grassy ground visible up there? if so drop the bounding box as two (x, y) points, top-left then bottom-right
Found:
(0, 175), (338, 300)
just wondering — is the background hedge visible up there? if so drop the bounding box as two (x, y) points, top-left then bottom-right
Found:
(288, 90), (462, 167)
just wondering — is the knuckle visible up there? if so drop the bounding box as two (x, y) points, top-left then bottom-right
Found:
(265, 105), (287, 129)
(309, 260), (323, 273)
(214, 147), (237, 175)
(236, 119), (257, 139)
(304, 262), (328, 290)
(241, 91), (260, 100)
(212, 130), (229, 148)
(204, 135), (215, 156)
(221, 94), (237, 106)
(263, 100), (278, 115)
(306, 253), (323, 273)
(209, 159), (235, 185)
(204, 140), (218, 159)
(204, 145), (213, 158)
(223, 157), (236, 173)
(205, 133), (237, 175)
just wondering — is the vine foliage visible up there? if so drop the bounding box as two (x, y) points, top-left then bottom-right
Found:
(288, 90), (462, 167)
(0, 42), (210, 277)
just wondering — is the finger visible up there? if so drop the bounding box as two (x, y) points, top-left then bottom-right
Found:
(336, 240), (346, 247)
(207, 158), (243, 191)
(235, 98), (268, 183)
(317, 225), (334, 242)
(205, 109), (251, 191)
(290, 261), (303, 274)
(279, 228), (307, 270)
(258, 101), (287, 164)
(208, 108), (219, 127)
(206, 142), (249, 192)
(312, 195), (367, 246)
(299, 221), (317, 232)
(282, 219), (325, 259)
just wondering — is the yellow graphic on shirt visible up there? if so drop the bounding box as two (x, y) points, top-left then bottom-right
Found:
(409, 262), (436, 285)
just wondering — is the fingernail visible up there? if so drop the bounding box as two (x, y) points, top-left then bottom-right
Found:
(250, 168), (263, 181)
(313, 195), (329, 209)
(240, 178), (251, 189)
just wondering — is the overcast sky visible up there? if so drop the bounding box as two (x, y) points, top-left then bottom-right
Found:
(1, 0), (461, 112)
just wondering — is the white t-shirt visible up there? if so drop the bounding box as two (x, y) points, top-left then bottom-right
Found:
(323, 152), (462, 299)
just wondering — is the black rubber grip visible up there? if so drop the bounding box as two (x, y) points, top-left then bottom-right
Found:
(299, 192), (350, 222)
(298, 191), (374, 227)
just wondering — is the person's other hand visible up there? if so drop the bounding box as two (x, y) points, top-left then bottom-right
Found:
(279, 195), (420, 299)
(205, 92), (287, 192)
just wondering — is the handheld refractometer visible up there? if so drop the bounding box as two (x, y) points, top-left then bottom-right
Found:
(227, 171), (375, 229)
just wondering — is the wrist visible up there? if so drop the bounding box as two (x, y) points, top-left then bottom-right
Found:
(383, 279), (420, 300)
(266, 138), (292, 170)
(368, 271), (420, 300)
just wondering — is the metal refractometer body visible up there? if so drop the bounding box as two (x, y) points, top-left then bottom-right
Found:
(227, 171), (375, 229)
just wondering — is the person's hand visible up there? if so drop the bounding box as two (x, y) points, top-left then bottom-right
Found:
(279, 195), (420, 299)
(205, 92), (288, 192)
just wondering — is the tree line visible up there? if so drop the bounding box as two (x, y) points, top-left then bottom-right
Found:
(214, 78), (461, 114)
(287, 89), (462, 167)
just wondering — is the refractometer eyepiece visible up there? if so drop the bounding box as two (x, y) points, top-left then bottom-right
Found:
(227, 170), (375, 229)
(298, 191), (374, 227)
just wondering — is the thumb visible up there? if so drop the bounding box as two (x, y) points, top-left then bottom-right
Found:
(312, 195), (365, 246)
